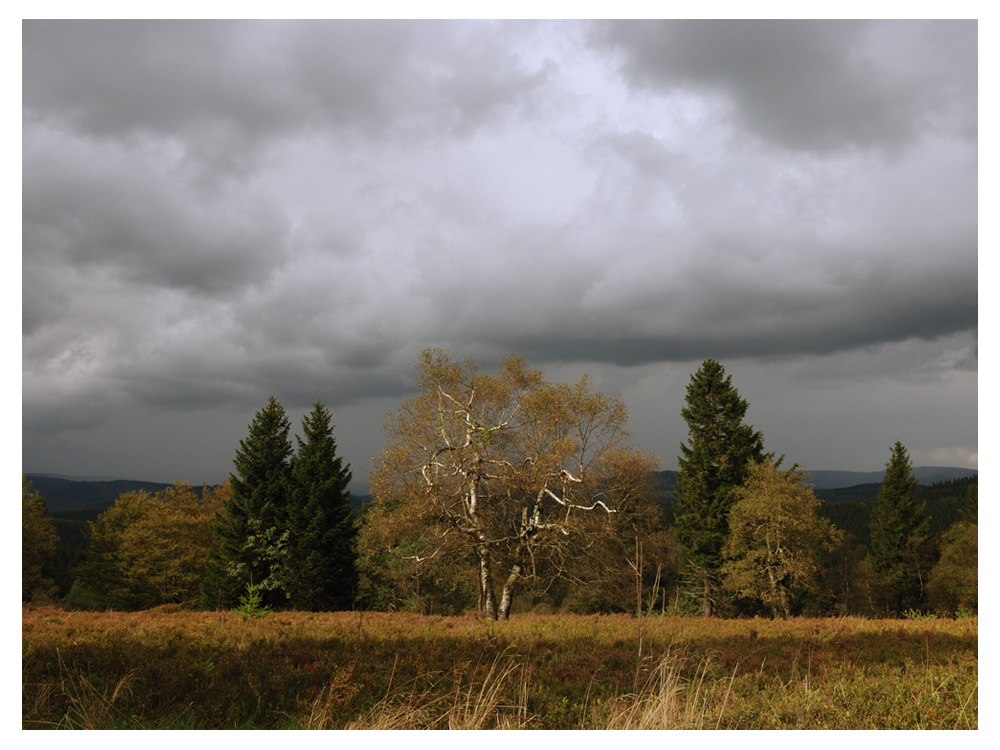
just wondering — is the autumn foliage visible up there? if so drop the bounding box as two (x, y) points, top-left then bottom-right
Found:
(70, 482), (227, 610)
(361, 349), (660, 620)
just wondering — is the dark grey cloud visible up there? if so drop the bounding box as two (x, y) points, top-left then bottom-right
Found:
(23, 130), (290, 295)
(592, 20), (977, 152)
(23, 20), (552, 179)
(22, 20), (977, 486)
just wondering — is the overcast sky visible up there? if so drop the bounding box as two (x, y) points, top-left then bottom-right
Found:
(22, 20), (978, 491)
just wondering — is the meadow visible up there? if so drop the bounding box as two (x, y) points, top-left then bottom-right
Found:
(22, 605), (977, 730)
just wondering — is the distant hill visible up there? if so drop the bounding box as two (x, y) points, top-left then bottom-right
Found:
(653, 464), (979, 497)
(24, 476), (177, 513)
(805, 467), (977, 489)
(26, 466), (976, 515)
(813, 483), (883, 504)
(24, 473), (370, 517)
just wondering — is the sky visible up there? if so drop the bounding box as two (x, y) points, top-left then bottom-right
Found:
(21, 19), (978, 493)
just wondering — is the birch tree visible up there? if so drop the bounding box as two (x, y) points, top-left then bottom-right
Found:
(362, 349), (659, 620)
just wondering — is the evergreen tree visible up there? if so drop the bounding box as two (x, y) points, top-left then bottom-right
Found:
(285, 400), (357, 611)
(963, 480), (978, 525)
(867, 441), (928, 614)
(674, 358), (765, 616)
(203, 396), (293, 608)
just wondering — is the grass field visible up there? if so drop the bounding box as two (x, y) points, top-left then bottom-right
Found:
(22, 605), (977, 729)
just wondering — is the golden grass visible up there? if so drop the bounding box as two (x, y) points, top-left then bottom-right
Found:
(22, 606), (977, 729)
(604, 649), (716, 730)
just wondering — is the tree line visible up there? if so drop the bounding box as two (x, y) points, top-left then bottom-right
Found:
(22, 351), (977, 620)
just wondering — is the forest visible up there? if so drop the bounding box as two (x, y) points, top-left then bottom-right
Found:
(21, 352), (978, 729)
(23, 351), (978, 621)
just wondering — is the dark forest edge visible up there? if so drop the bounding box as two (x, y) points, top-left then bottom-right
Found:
(22, 352), (978, 621)
(25, 471), (976, 620)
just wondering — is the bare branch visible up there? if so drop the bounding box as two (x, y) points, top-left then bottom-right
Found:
(541, 486), (616, 513)
(403, 549), (441, 564)
(364, 349), (659, 620)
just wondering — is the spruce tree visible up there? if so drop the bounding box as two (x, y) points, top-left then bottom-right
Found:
(868, 441), (928, 614)
(674, 358), (765, 616)
(203, 396), (294, 608)
(285, 400), (357, 611)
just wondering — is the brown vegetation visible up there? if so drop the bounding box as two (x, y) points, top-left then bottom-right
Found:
(22, 606), (977, 729)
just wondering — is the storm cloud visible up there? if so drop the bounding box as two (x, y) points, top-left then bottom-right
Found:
(22, 20), (977, 487)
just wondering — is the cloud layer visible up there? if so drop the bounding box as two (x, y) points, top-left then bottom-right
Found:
(22, 21), (977, 485)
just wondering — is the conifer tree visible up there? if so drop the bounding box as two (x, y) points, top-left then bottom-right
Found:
(285, 400), (357, 611)
(674, 358), (765, 616)
(203, 396), (293, 608)
(867, 441), (928, 614)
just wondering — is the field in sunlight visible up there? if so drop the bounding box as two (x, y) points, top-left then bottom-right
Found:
(22, 606), (977, 729)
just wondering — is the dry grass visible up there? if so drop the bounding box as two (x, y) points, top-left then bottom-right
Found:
(22, 607), (977, 729)
(338, 649), (531, 729)
(25, 649), (139, 729)
(604, 649), (715, 730)
(444, 650), (530, 729)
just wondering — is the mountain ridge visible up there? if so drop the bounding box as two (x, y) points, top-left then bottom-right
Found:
(25, 466), (977, 515)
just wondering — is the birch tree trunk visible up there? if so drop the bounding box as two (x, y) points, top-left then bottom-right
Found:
(497, 562), (523, 621)
(363, 349), (660, 622)
(478, 543), (498, 620)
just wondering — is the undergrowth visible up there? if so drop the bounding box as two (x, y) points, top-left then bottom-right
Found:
(22, 607), (977, 730)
